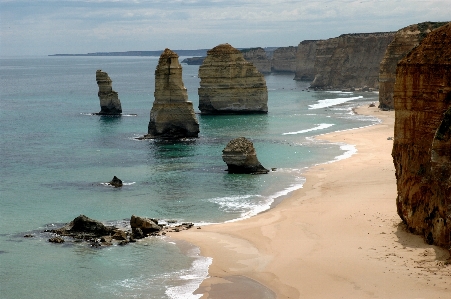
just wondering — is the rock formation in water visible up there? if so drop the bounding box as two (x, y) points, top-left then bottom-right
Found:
(241, 47), (271, 73)
(294, 40), (318, 81)
(222, 137), (269, 174)
(146, 49), (199, 139)
(96, 70), (122, 115)
(392, 22), (451, 249)
(198, 44), (268, 114)
(379, 22), (449, 110)
(271, 46), (297, 73)
(310, 32), (395, 90)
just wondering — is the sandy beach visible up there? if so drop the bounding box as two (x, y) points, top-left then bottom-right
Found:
(170, 106), (450, 299)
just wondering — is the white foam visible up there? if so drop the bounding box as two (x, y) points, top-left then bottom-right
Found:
(165, 247), (212, 299)
(308, 96), (363, 109)
(282, 123), (334, 135)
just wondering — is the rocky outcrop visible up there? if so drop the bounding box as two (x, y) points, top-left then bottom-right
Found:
(294, 40), (318, 81)
(241, 47), (271, 73)
(222, 137), (269, 174)
(271, 46), (297, 73)
(198, 44), (268, 114)
(96, 70), (122, 115)
(130, 215), (161, 236)
(310, 32), (395, 90)
(146, 49), (199, 139)
(392, 22), (451, 249)
(379, 22), (449, 110)
(50, 215), (117, 239)
(107, 176), (122, 188)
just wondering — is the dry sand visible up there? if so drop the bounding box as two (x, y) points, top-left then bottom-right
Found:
(169, 106), (451, 299)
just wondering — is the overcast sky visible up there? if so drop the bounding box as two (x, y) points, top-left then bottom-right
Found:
(0, 0), (449, 56)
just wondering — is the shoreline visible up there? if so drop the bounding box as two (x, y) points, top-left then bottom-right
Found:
(169, 106), (451, 298)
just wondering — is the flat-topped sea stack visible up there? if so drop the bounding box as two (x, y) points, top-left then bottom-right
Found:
(222, 137), (269, 174)
(392, 22), (451, 249)
(198, 44), (268, 114)
(379, 22), (449, 110)
(310, 32), (395, 90)
(96, 70), (122, 115)
(147, 49), (199, 139)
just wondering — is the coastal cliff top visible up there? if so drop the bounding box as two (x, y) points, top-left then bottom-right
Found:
(207, 43), (241, 56)
(400, 22), (451, 65)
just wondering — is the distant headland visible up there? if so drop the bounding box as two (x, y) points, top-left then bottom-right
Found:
(49, 50), (209, 57)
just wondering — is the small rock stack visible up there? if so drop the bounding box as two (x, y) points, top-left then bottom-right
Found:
(222, 137), (269, 174)
(96, 70), (122, 115)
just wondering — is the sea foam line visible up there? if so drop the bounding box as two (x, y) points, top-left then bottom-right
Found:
(309, 95), (363, 110)
(282, 123), (334, 135)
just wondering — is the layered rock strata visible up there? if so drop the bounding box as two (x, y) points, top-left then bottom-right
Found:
(222, 137), (269, 174)
(271, 46), (297, 73)
(96, 70), (122, 114)
(392, 22), (451, 249)
(147, 49), (199, 139)
(198, 44), (268, 114)
(379, 22), (449, 110)
(241, 47), (271, 73)
(294, 40), (318, 81)
(310, 32), (395, 89)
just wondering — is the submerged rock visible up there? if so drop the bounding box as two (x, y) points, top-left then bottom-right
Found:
(95, 70), (122, 115)
(392, 22), (451, 249)
(198, 43), (268, 114)
(146, 49), (199, 139)
(222, 137), (269, 174)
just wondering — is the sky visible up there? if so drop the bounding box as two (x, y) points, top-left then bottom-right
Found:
(0, 0), (450, 56)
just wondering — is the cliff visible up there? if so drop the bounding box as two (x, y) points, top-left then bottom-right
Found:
(198, 43), (268, 114)
(95, 70), (122, 115)
(379, 22), (449, 110)
(310, 32), (395, 89)
(146, 49), (199, 139)
(294, 40), (318, 81)
(241, 47), (271, 73)
(271, 46), (297, 73)
(392, 22), (451, 249)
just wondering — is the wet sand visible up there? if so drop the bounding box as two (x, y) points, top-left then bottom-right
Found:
(170, 106), (451, 299)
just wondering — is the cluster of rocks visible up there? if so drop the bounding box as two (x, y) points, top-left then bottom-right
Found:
(392, 22), (451, 249)
(46, 215), (195, 247)
(198, 44), (268, 114)
(95, 70), (122, 115)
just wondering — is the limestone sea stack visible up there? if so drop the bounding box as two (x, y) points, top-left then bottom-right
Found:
(378, 22), (449, 110)
(96, 70), (122, 115)
(222, 137), (269, 174)
(147, 49), (199, 139)
(198, 44), (268, 114)
(392, 22), (451, 249)
(294, 40), (318, 81)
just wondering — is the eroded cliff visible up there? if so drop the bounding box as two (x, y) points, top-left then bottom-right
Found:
(310, 32), (395, 89)
(271, 46), (297, 73)
(241, 47), (271, 74)
(392, 22), (451, 249)
(379, 22), (449, 110)
(294, 40), (318, 81)
(198, 43), (268, 114)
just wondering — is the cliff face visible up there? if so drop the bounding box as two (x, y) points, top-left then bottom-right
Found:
(392, 22), (451, 249)
(198, 43), (268, 114)
(147, 49), (199, 138)
(96, 70), (122, 114)
(310, 32), (395, 89)
(241, 48), (271, 73)
(294, 40), (318, 81)
(271, 46), (297, 72)
(379, 22), (449, 110)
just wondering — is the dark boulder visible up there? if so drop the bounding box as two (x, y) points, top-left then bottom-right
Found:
(108, 176), (123, 188)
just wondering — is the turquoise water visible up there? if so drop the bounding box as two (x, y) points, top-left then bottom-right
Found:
(0, 56), (379, 298)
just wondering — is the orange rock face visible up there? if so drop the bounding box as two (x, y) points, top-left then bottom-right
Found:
(392, 22), (451, 248)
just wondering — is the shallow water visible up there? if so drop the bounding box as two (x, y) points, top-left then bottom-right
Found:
(0, 56), (379, 298)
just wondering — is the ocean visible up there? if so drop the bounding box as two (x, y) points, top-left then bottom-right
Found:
(0, 56), (380, 298)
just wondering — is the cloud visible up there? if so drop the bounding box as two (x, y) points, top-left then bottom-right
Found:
(1, 0), (450, 56)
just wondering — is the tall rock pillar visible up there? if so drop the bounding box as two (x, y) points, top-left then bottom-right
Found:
(96, 70), (122, 115)
(147, 49), (199, 138)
